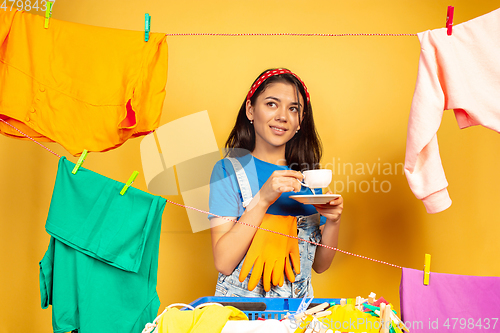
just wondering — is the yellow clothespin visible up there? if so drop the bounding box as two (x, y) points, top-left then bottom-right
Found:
(44, 1), (54, 29)
(120, 171), (139, 195)
(72, 149), (88, 174)
(424, 253), (431, 285)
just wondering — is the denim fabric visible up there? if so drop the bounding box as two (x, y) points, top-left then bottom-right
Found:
(215, 213), (322, 298)
(216, 157), (322, 298)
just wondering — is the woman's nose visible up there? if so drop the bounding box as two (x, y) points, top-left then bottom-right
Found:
(275, 107), (287, 122)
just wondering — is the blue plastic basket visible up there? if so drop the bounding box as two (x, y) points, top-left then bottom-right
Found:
(189, 297), (341, 320)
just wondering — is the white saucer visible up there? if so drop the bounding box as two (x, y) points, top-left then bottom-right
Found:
(289, 194), (341, 205)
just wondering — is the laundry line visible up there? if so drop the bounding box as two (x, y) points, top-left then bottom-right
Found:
(164, 32), (417, 37)
(0, 117), (403, 270)
(0, 118), (62, 158)
(168, 199), (403, 269)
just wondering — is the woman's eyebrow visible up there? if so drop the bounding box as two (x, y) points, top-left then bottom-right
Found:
(264, 96), (281, 102)
(264, 96), (302, 107)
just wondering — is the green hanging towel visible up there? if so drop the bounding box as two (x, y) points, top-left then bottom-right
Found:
(39, 156), (166, 333)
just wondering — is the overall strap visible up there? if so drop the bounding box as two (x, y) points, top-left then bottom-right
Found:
(226, 157), (253, 208)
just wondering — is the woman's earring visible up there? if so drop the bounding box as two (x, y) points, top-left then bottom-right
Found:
(250, 120), (253, 124)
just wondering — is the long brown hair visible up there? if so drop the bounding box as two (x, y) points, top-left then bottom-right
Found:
(225, 68), (322, 171)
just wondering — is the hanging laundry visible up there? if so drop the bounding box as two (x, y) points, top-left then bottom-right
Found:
(400, 267), (500, 333)
(0, 9), (168, 156)
(404, 8), (500, 213)
(39, 157), (166, 332)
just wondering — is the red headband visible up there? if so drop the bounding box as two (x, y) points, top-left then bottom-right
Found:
(246, 69), (310, 103)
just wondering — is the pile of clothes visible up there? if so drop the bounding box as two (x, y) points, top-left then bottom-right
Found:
(142, 292), (408, 333)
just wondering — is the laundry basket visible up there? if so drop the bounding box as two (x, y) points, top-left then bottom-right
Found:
(188, 297), (341, 320)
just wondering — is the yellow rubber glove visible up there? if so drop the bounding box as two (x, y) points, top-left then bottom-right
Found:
(283, 222), (300, 284)
(239, 214), (300, 292)
(270, 217), (300, 287)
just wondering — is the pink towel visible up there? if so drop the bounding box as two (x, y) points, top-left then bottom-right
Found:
(405, 8), (500, 213)
(400, 268), (500, 333)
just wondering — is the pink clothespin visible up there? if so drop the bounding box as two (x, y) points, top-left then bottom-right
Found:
(446, 6), (454, 36)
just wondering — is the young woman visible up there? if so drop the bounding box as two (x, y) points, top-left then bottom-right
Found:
(209, 68), (343, 297)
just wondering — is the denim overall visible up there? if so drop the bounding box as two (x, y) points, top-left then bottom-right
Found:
(214, 158), (322, 298)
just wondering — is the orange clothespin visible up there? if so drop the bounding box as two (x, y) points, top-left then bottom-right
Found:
(424, 253), (431, 285)
(446, 6), (454, 36)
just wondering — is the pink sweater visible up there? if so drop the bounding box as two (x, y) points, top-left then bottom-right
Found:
(405, 8), (500, 213)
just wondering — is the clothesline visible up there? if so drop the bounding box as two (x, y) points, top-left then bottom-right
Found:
(0, 117), (403, 270)
(168, 200), (402, 269)
(164, 33), (418, 37)
(0, 118), (62, 158)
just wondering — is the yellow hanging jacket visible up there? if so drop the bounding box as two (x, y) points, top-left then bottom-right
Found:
(0, 9), (168, 155)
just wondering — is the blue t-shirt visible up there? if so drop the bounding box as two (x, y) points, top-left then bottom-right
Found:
(209, 154), (326, 224)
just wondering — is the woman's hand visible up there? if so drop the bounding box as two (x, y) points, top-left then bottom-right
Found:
(313, 192), (343, 223)
(312, 192), (343, 273)
(211, 169), (303, 275)
(256, 170), (304, 207)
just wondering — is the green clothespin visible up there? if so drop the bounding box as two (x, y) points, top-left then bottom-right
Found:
(72, 149), (88, 175)
(363, 303), (379, 312)
(363, 303), (397, 315)
(44, 1), (54, 29)
(120, 171), (139, 195)
(144, 14), (151, 42)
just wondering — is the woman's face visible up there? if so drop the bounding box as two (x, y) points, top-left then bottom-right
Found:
(246, 82), (304, 153)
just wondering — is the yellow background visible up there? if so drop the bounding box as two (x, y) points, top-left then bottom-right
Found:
(1, 0), (500, 332)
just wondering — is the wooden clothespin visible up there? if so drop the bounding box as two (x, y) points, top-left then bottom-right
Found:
(304, 302), (329, 315)
(145, 14), (151, 42)
(72, 149), (88, 174)
(387, 304), (410, 332)
(293, 314), (314, 333)
(313, 310), (331, 318)
(120, 171), (139, 195)
(355, 296), (367, 310)
(367, 292), (376, 304)
(446, 6), (454, 36)
(380, 303), (392, 333)
(424, 253), (431, 285)
(44, 1), (54, 29)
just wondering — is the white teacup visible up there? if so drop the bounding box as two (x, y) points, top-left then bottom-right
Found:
(298, 169), (332, 191)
